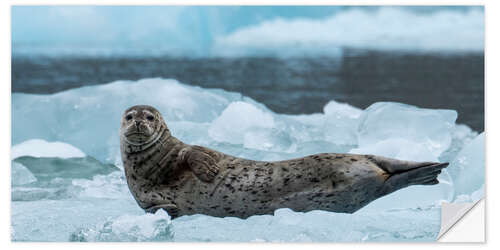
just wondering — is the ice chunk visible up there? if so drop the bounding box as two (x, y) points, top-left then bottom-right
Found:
(209, 101), (275, 145)
(454, 184), (484, 203)
(12, 199), (142, 241)
(243, 128), (294, 152)
(12, 187), (62, 201)
(72, 171), (130, 199)
(12, 78), (478, 242)
(448, 132), (485, 196)
(172, 207), (440, 242)
(350, 138), (438, 162)
(11, 162), (37, 186)
(439, 124), (479, 163)
(11, 156), (120, 201)
(11, 139), (86, 160)
(323, 100), (362, 119)
(13, 156), (119, 182)
(350, 102), (458, 210)
(357, 102), (457, 159)
(12, 78), (245, 162)
(322, 100), (362, 146)
(70, 209), (173, 242)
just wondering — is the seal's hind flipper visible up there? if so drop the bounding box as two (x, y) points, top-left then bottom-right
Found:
(369, 155), (444, 174)
(378, 161), (449, 196)
(182, 146), (220, 182)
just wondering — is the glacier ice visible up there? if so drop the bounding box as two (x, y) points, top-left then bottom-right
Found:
(11, 78), (484, 242)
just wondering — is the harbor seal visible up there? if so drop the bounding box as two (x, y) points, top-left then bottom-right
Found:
(120, 105), (448, 219)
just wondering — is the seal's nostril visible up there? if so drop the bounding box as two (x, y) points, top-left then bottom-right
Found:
(135, 121), (141, 127)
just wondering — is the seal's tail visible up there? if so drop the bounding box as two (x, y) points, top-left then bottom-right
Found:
(370, 155), (449, 195)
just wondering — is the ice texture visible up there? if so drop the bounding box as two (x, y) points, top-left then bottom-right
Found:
(12, 78), (246, 162)
(171, 207), (440, 242)
(11, 199), (142, 241)
(11, 139), (86, 159)
(448, 132), (485, 197)
(70, 209), (173, 242)
(11, 78), (484, 242)
(354, 102), (457, 161)
(209, 101), (275, 145)
(11, 162), (37, 186)
(13, 156), (118, 182)
(350, 102), (457, 209)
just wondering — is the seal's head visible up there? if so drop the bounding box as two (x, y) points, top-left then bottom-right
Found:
(120, 105), (169, 146)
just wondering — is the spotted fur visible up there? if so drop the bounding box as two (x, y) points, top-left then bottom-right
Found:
(120, 105), (448, 219)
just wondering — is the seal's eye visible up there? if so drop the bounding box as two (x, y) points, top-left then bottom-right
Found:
(146, 115), (154, 121)
(126, 115), (133, 121)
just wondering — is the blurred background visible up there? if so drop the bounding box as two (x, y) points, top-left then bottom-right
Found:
(11, 6), (484, 131)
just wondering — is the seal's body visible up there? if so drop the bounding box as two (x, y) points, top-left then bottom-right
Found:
(120, 105), (448, 219)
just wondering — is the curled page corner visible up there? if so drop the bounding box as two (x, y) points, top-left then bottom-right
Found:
(437, 198), (483, 241)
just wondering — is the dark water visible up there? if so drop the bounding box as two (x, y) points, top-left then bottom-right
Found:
(12, 50), (484, 132)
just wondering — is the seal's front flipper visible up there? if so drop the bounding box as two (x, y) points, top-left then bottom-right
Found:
(379, 161), (449, 195)
(145, 204), (180, 219)
(182, 146), (220, 182)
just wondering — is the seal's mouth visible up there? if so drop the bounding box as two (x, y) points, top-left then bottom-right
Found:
(124, 130), (152, 143)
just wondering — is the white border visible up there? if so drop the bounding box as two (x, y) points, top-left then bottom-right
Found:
(2, 0), (497, 249)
